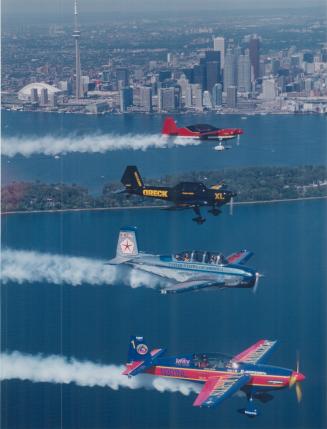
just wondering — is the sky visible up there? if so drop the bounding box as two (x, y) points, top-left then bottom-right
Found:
(3, 0), (326, 16)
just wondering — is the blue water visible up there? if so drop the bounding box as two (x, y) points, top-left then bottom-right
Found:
(2, 111), (327, 192)
(2, 199), (327, 429)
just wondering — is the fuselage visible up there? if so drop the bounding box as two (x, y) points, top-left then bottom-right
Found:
(144, 353), (302, 393)
(125, 252), (256, 289)
(164, 125), (243, 141)
(127, 183), (235, 207)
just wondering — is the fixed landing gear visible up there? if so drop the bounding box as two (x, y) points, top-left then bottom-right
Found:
(208, 207), (221, 216)
(192, 216), (206, 224)
(238, 395), (260, 418)
(192, 206), (206, 224)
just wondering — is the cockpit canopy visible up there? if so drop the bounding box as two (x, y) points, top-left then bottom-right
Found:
(192, 352), (236, 370)
(173, 250), (228, 265)
(174, 182), (206, 193)
(186, 124), (219, 133)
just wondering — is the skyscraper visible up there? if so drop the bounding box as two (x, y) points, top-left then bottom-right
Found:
(73, 0), (82, 100)
(226, 86), (237, 108)
(224, 48), (237, 91)
(249, 35), (260, 81)
(213, 37), (225, 69)
(212, 83), (223, 107)
(206, 61), (221, 94)
(158, 87), (176, 112)
(139, 86), (152, 112)
(120, 87), (133, 112)
(237, 51), (251, 93)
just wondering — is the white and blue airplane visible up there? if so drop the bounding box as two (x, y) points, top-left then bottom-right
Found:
(108, 227), (261, 293)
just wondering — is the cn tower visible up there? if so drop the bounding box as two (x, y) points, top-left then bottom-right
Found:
(73, 0), (82, 100)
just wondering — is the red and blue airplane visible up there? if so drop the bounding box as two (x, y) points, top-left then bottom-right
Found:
(162, 117), (244, 151)
(123, 336), (305, 417)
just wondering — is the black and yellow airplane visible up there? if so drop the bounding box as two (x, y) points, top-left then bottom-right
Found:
(121, 166), (236, 224)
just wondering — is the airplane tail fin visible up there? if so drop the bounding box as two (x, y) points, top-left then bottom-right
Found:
(121, 166), (144, 191)
(123, 336), (166, 377)
(127, 336), (152, 362)
(106, 227), (139, 264)
(162, 117), (178, 135)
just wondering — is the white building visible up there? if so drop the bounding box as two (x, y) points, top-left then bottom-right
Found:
(18, 83), (62, 102)
(262, 78), (278, 100)
(213, 37), (225, 69)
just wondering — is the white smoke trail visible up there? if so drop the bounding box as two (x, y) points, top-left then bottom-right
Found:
(0, 351), (200, 397)
(1, 248), (165, 289)
(2, 134), (198, 157)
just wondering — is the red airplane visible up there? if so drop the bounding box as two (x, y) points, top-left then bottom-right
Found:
(162, 117), (244, 150)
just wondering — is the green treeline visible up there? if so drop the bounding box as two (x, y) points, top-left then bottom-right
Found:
(2, 166), (327, 213)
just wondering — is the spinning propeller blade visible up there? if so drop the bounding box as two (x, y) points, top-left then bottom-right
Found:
(289, 353), (303, 403)
(229, 197), (234, 216)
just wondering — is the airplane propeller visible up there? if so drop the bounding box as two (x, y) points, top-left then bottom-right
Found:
(289, 353), (303, 403)
(237, 134), (240, 146)
(253, 272), (263, 294)
(229, 197), (234, 216)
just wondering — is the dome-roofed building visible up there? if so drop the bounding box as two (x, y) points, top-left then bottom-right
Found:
(18, 82), (63, 101)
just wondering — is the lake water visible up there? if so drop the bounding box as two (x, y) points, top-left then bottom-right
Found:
(1, 199), (327, 429)
(1, 111), (327, 429)
(2, 111), (327, 192)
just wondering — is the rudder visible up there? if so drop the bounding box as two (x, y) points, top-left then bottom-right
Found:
(116, 227), (139, 258)
(162, 117), (178, 135)
(121, 166), (144, 190)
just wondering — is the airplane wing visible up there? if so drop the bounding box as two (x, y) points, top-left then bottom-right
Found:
(233, 340), (277, 365)
(227, 250), (253, 265)
(193, 374), (250, 408)
(162, 278), (224, 294)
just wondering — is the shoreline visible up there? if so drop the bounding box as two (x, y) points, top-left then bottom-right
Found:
(2, 195), (326, 216)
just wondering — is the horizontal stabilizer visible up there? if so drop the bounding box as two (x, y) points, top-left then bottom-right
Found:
(227, 250), (253, 265)
(123, 348), (166, 377)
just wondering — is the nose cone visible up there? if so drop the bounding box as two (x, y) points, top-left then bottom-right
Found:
(291, 371), (305, 383)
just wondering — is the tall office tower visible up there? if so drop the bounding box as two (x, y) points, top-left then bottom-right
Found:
(193, 84), (203, 110)
(40, 88), (49, 106)
(177, 74), (189, 98)
(271, 59), (280, 76)
(158, 87), (176, 112)
(262, 78), (277, 99)
(249, 35), (260, 80)
(73, 0), (82, 100)
(139, 86), (152, 112)
(237, 51), (251, 93)
(185, 84), (202, 110)
(226, 86), (237, 108)
(206, 61), (221, 94)
(212, 83), (223, 107)
(116, 68), (129, 88)
(213, 37), (225, 69)
(120, 87), (133, 112)
(224, 48), (237, 91)
(193, 64), (206, 89)
(202, 91), (213, 109)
